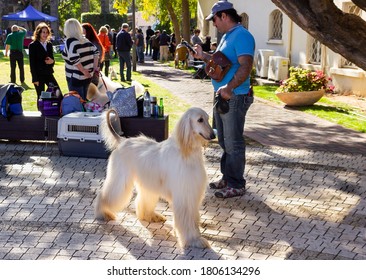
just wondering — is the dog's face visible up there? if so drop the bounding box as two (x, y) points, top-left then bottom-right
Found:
(189, 108), (216, 141)
(175, 107), (215, 157)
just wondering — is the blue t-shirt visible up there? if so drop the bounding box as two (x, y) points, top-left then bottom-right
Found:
(213, 25), (255, 95)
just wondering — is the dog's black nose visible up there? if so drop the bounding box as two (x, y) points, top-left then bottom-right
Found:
(210, 131), (216, 139)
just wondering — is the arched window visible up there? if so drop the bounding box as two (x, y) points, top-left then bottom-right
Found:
(240, 12), (249, 29)
(269, 9), (283, 40)
(308, 36), (322, 65)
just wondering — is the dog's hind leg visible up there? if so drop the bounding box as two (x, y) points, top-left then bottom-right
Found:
(95, 169), (134, 221)
(135, 190), (166, 223)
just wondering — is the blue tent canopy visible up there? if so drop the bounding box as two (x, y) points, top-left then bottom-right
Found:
(2, 5), (58, 22)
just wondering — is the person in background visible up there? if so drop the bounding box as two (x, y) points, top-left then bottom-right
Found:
(191, 29), (203, 46)
(169, 33), (176, 60)
(210, 42), (217, 53)
(62, 18), (99, 100)
(111, 28), (118, 58)
(98, 26), (112, 77)
(135, 28), (145, 63)
(104, 24), (113, 45)
(4, 25), (27, 84)
(28, 22), (59, 107)
(201, 35), (212, 52)
(193, 0), (255, 198)
(158, 30), (170, 62)
(191, 29), (203, 65)
(82, 23), (104, 68)
(116, 23), (133, 82)
(151, 30), (160, 61)
(145, 25), (154, 56)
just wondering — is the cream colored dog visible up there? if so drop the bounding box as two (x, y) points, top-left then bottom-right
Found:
(95, 107), (215, 248)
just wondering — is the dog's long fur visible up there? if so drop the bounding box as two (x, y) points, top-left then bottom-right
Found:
(109, 66), (118, 80)
(95, 107), (215, 248)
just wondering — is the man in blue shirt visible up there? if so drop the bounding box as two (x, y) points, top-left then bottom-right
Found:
(193, 1), (255, 198)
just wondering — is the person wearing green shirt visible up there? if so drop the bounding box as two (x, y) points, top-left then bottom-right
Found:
(4, 25), (27, 84)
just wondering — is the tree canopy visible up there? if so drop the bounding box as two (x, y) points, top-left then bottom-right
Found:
(271, 0), (366, 70)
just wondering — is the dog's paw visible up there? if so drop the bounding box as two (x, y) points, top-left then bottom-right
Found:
(140, 212), (167, 223)
(184, 237), (210, 249)
(152, 212), (167, 222)
(95, 209), (117, 221)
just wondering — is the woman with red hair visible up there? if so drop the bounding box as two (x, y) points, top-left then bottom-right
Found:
(82, 23), (104, 68)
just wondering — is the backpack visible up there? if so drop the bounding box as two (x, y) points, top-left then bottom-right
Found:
(0, 83), (24, 120)
(60, 91), (85, 115)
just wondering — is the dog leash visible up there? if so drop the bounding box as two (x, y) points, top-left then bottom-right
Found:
(208, 100), (218, 115)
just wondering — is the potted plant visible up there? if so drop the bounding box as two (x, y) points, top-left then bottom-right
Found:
(275, 67), (335, 106)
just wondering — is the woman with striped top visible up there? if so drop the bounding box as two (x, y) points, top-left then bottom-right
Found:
(62, 18), (99, 100)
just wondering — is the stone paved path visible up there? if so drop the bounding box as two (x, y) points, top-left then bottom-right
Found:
(0, 58), (365, 260)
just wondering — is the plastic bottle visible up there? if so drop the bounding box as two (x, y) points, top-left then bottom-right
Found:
(159, 98), (164, 117)
(143, 90), (151, 118)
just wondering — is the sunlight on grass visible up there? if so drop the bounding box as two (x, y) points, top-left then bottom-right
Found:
(0, 54), (189, 133)
(0, 52), (364, 133)
(253, 85), (366, 133)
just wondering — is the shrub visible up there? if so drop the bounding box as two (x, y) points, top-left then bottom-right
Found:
(276, 67), (335, 94)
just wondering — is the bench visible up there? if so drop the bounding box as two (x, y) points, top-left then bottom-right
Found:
(0, 111), (169, 142)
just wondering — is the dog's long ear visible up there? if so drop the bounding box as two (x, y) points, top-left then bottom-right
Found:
(174, 112), (194, 158)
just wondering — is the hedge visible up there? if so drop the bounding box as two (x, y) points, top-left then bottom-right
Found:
(81, 12), (128, 31)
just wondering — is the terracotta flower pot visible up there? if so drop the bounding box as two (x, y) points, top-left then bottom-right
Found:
(276, 89), (325, 106)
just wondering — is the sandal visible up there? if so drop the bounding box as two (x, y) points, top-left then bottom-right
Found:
(215, 186), (246, 198)
(209, 179), (227, 189)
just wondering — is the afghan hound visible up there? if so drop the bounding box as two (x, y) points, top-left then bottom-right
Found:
(95, 107), (215, 248)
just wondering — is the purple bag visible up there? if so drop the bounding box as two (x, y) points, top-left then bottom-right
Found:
(38, 98), (61, 116)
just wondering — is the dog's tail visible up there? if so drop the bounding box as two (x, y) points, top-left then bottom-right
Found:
(101, 109), (123, 151)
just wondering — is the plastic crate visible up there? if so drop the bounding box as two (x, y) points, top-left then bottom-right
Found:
(57, 112), (109, 158)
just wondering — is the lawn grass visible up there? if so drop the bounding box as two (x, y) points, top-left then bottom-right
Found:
(253, 85), (366, 133)
(0, 53), (189, 132)
(0, 51), (365, 133)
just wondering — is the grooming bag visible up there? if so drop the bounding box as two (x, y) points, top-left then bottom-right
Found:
(38, 98), (61, 116)
(106, 86), (138, 117)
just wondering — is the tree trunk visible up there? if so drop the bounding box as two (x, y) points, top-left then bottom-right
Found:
(50, 0), (59, 38)
(166, 2), (181, 42)
(101, 0), (110, 14)
(181, 0), (191, 42)
(81, 0), (90, 13)
(271, 0), (366, 70)
(31, 0), (42, 11)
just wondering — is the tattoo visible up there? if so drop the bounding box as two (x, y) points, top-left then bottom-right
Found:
(227, 56), (253, 91)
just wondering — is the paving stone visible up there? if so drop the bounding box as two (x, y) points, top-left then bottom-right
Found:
(0, 58), (365, 261)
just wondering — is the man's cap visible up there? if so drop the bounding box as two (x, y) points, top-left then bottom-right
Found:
(205, 1), (234, 21)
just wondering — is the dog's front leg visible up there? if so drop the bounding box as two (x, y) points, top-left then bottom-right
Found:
(173, 202), (210, 248)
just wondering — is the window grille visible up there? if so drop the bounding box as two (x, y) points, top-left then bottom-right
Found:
(269, 10), (283, 40)
(308, 37), (321, 65)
